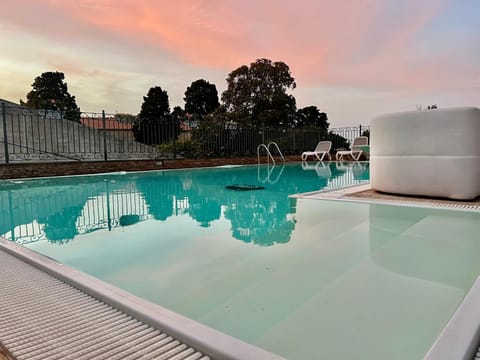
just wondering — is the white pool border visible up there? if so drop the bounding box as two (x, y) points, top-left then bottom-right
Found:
(292, 183), (480, 213)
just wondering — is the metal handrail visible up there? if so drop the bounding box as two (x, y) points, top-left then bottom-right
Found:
(267, 142), (285, 163)
(257, 142), (285, 165)
(257, 143), (276, 164)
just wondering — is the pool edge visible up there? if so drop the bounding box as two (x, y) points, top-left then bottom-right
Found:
(423, 273), (480, 359)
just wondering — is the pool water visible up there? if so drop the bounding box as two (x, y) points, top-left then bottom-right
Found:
(2, 162), (480, 359)
(0, 162), (369, 246)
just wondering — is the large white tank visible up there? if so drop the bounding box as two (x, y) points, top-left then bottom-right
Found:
(370, 107), (480, 200)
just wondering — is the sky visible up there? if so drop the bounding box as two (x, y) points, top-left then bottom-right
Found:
(0, 0), (479, 127)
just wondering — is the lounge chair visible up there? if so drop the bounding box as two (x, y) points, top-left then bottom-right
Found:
(301, 141), (332, 161)
(335, 136), (369, 161)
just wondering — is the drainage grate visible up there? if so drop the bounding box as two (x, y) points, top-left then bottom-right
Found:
(0, 250), (210, 360)
(298, 185), (480, 213)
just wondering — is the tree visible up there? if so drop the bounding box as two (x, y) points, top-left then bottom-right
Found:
(184, 79), (219, 122)
(221, 58), (297, 127)
(327, 132), (350, 150)
(171, 106), (186, 122)
(114, 113), (136, 123)
(295, 106), (329, 129)
(24, 71), (81, 122)
(133, 86), (179, 144)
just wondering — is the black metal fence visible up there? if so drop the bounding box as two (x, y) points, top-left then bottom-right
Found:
(0, 104), (164, 163)
(1, 102), (369, 163)
(174, 124), (369, 158)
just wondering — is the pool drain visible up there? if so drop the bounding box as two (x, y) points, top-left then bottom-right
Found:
(225, 184), (265, 191)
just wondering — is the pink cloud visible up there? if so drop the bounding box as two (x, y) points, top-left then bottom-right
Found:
(0, 0), (473, 95)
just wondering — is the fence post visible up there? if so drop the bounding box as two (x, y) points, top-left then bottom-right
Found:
(359, 124), (362, 136)
(292, 128), (296, 153)
(172, 117), (177, 159)
(102, 110), (108, 161)
(2, 103), (9, 164)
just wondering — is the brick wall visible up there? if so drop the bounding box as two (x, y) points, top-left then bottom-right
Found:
(0, 156), (297, 179)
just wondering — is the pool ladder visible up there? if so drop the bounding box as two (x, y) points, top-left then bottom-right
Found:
(257, 142), (285, 184)
(257, 142), (285, 165)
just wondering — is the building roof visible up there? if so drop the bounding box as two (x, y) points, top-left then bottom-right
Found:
(80, 117), (133, 130)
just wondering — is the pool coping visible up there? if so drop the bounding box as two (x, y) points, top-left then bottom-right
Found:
(292, 183), (480, 213)
(0, 237), (283, 360)
(294, 183), (480, 359)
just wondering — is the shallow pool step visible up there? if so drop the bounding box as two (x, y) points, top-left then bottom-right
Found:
(0, 249), (210, 360)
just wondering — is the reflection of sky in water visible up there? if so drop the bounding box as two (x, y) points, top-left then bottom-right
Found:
(0, 162), (369, 246)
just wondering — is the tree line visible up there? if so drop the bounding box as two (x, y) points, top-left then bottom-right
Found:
(20, 58), (332, 146)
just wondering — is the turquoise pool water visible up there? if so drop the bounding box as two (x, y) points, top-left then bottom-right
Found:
(1, 162), (480, 359)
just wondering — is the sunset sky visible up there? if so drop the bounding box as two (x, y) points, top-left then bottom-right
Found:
(0, 0), (479, 126)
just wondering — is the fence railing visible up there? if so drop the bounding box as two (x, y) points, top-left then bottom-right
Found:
(0, 104), (161, 163)
(1, 102), (369, 163)
(181, 124), (369, 158)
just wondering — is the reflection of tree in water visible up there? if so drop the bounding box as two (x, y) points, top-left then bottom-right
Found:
(136, 174), (184, 221)
(188, 198), (221, 227)
(218, 163), (350, 246)
(8, 163), (352, 247)
(131, 163), (351, 247)
(224, 196), (297, 246)
(183, 166), (303, 246)
(182, 170), (223, 227)
(39, 205), (84, 244)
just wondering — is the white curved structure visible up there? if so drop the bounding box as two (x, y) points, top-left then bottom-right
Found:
(370, 107), (480, 200)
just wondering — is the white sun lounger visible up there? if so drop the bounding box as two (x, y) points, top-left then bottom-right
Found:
(301, 141), (332, 161)
(335, 136), (369, 161)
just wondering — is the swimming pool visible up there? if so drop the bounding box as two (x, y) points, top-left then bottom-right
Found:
(1, 162), (479, 359)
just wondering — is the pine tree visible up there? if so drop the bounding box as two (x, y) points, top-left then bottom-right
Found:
(25, 71), (81, 122)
